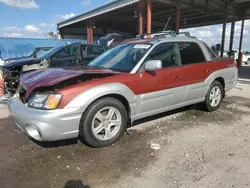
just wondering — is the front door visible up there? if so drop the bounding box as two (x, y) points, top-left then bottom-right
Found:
(137, 42), (187, 114)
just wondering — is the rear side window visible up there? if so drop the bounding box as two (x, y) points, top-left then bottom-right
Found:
(87, 46), (105, 56)
(203, 42), (217, 59)
(178, 42), (205, 65)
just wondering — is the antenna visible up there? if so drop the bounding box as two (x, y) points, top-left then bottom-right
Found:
(162, 16), (171, 33)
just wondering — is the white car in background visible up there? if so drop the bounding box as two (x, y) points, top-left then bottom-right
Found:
(243, 53), (250, 65)
(0, 59), (4, 66)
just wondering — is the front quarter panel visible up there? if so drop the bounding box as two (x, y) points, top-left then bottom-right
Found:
(64, 83), (137, 114)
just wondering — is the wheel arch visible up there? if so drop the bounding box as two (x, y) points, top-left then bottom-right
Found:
(214, 77), (225, 89)
(210, 77), (225, 98)
(65, 83), (136, 124)
(85, 93), (132, 124)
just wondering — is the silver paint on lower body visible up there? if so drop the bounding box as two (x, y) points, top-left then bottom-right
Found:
(8, 97), (81, 141)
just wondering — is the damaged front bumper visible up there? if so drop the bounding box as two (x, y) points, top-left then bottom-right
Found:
(0, 66), (4, 97)
(8, 96), (82, 141)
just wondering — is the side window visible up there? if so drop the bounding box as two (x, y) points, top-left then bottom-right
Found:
(87, 46), (105, 56)
(178, 42), (206, 65)
(53, 45), (78, 59)
(146, 43), (181, 68)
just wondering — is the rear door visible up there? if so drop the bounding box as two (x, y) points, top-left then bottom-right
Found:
(177, 42), (211, 102)
(82, 45), (105, 65)
(50, 44), (80, 67)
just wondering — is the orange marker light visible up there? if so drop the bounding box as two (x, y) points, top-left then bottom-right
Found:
(44, 94), (62, 109)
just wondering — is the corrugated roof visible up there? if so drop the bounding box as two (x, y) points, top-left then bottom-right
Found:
(57, 0), (139, 29)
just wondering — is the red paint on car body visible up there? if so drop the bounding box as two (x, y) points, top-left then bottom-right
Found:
(57, 59), (235, 108)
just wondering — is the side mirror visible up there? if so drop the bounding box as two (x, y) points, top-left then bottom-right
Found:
(144, 60), (162, 71)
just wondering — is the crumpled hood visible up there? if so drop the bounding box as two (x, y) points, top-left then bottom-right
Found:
(20, 66), (120, 97)
(4, 58), (41, 68)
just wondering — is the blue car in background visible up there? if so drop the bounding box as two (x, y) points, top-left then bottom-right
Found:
(3, 42), (106, 95)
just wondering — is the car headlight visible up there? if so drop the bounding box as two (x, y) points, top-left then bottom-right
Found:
(28, 93), (62, 110)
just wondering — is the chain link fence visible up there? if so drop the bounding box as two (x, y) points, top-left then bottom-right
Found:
(0, 37), (86, 59)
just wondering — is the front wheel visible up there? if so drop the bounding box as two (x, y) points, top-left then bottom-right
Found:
(79, 97), (128, 148)
(203, 81), (224, 112)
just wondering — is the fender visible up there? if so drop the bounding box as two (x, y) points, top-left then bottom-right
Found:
(64, 83), (137, 113)
(204, 67), (238, 92)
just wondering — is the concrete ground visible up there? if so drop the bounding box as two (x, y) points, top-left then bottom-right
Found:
(0, 66), (250, 188)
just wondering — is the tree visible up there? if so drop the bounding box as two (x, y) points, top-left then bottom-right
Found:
(47, 31), (56, 39)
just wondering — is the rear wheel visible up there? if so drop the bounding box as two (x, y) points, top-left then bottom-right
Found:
(204, 81), (224, 112)
(79, 97), (128, 148)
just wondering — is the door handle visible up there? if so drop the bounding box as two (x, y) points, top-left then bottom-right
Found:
(206, 69), (212, 73)
(173, 75), (182, 79)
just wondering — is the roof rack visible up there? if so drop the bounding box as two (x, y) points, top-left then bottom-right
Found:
(152, 30), (177, 38)
(178, 32), (191, 37)
(135, 30), (197, 40)
(152, 31), (196, 39)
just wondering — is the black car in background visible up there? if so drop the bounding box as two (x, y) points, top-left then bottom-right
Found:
(97, 33), (125, 48)
(2, 47), (52, 65)
(4, 42), (106, 95)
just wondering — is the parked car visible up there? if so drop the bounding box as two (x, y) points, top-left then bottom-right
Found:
(97, 33), (125, 48)
(3, 43), (106, 95)
(9, 33), (238, 148)
(242, 52), (250, 65)
(0, 59), (4, 67)
(2, 47), (53, 66)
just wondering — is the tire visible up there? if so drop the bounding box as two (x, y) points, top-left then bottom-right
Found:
(79, 97), (128, 148)
(203, 81), (224, 112)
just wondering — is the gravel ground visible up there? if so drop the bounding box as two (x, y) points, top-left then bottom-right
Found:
(0, 67), (249, 188)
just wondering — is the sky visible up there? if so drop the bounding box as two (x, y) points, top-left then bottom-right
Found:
(0, 0), (249, 51)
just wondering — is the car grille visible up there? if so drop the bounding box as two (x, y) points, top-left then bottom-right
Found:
(4, 68), (21, 95)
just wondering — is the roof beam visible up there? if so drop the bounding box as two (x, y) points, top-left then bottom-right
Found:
(155, 0), (240, 16)
(58, 0), (139, 28)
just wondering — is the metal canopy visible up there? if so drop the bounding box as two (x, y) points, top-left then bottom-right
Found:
(58, 0), (250, 37)
(58, 0), (140, 29)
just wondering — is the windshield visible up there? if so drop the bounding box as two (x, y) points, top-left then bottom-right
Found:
(35, 49), (51, 58)
(88, 43), (152, 72)
(26, 49), (37, 57)
(39, 46), (64, 59)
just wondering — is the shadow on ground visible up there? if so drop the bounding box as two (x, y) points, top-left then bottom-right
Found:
(32, 105), (197, 148)
(64, 180), (90, 188)
(238, 66), (250, 80)
(131, 105), (196, 127)
(32, 138), (78, 148)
